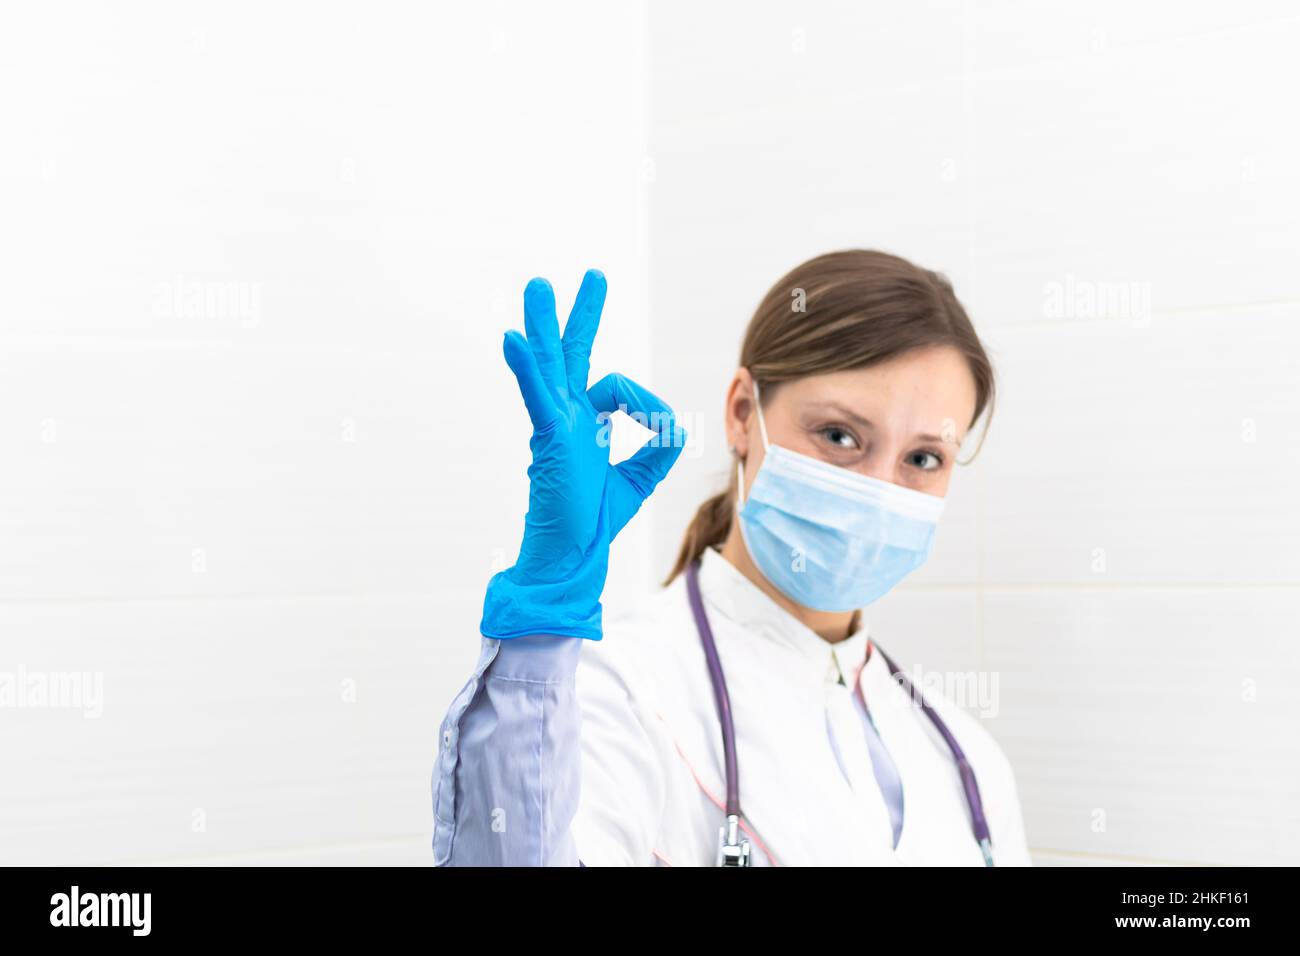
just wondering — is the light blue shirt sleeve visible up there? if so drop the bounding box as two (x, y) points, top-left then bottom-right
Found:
(432, 634), (585, 866)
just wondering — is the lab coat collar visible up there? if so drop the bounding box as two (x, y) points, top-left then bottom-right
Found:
(696, 547), (871, 679)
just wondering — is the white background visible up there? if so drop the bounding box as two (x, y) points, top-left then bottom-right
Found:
(1, 1), (1297, 865)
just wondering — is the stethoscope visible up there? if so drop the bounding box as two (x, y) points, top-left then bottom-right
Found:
(684, 559), (996, 867)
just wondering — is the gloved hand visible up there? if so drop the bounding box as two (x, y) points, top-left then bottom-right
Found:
(481, 269), (687, 641)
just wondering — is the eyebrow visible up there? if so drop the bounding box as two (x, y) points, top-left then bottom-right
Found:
(803, 400), (961, 447)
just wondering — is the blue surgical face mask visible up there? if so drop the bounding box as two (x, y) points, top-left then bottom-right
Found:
(736, 383), (946, 612)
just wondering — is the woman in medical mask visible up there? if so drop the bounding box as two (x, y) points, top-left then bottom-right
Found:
(433, 249), (1032, 867)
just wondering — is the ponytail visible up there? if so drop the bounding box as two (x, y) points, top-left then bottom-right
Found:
(664, 475), (736, 585)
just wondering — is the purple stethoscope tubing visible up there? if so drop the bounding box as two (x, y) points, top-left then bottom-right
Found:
(684, 559), (995, 867)
(685, 560), (742, 818)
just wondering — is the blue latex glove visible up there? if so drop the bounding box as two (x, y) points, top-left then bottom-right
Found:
(481, 269), (687, 641)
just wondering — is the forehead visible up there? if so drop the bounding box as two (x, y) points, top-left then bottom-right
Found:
(769, 347), (978, 436)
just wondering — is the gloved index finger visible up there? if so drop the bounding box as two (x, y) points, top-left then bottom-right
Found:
(561, 268), (606, 394)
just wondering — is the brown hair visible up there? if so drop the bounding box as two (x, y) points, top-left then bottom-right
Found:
(665, 249), (996, 584)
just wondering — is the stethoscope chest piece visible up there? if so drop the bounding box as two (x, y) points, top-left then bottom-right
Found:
(716, 813), (752, 867)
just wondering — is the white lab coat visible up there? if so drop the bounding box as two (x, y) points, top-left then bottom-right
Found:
(568, 546), (1033, 866)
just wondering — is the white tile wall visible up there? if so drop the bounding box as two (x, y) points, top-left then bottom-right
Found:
(0, 596), (475, 865)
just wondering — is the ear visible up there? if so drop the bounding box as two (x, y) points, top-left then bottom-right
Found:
(723, 367), (755, 458)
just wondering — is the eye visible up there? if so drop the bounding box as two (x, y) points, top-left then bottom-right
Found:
(907, 449), (944, 471)
(819, 426), (860, 451)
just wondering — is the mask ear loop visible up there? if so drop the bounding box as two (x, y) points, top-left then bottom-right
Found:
(735, 379), (770, 509)
(752, 380), (770, 452)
